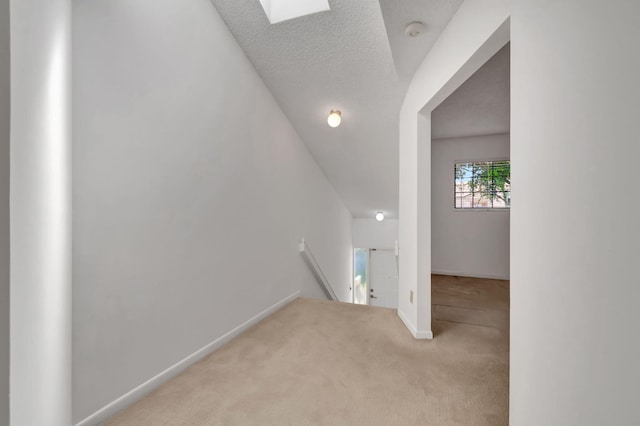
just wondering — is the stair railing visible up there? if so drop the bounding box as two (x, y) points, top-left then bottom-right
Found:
(298, 238), (339, 302)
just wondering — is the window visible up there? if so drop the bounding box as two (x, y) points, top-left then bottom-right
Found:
(353, 248), (368, 305)
(454, 160), (510, 209)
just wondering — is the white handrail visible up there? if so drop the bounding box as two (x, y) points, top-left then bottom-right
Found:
(298, 238), (338, 301)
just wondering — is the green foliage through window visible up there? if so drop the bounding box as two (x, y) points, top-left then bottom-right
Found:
(455, 161), (510, 209)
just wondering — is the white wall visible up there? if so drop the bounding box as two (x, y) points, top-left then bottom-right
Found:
(398, 0), (510, 339)
(353, 219), (398, 250)
(72, 0), (353, 422)
(431, 134), (509, 280)
(511, 1), (640, 424)
(0, 0), (9, 422)
(10, 0), (73, 424)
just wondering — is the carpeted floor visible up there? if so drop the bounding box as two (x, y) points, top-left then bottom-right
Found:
(432, 274), (510, 330)
(105, 281), (509, 425)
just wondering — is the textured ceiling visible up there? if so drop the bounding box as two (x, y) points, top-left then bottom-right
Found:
(210, 0), (463, 218)
(432, 43), (510, 140)
(379, 0), (464, 81)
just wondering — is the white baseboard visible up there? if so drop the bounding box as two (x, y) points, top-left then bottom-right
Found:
(431, 269), (509, 281)
(397, 309), (433, 340)
(76, 291), (301, 426)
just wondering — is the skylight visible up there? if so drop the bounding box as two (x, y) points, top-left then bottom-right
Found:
(259, 0), (330, 24)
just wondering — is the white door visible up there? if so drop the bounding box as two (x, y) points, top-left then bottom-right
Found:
(369, 249), (399, 309)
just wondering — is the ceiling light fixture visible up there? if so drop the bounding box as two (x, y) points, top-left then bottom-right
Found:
(327, 109), (342, 128)
(375, 212), (385, 222)
(405, 21), (425, 38)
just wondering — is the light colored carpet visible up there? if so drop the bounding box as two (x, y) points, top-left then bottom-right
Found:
(105, 290), (509, 425)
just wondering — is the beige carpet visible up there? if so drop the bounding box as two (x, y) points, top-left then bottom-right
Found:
(105, 292), (509, 425)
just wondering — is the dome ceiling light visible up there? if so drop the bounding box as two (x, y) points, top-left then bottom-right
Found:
(327, 109), (342, 128)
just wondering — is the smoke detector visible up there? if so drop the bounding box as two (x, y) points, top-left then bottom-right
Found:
(405, 21), (425, 38)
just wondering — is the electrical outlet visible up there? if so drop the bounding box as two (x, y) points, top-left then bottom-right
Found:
(410, 290), (414, 304)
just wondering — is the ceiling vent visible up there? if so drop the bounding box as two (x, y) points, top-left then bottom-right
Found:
(259, 0), (330, 24)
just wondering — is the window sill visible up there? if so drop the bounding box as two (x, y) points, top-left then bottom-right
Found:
(453, 208), (510, 212)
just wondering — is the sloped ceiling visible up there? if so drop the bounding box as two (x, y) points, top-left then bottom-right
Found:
(432, 43), (510, 140)
(210, 0), (464, 218)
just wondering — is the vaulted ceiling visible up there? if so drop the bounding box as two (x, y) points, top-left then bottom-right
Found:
(210, 0), (465, 218)
(432, 43), (510, 140)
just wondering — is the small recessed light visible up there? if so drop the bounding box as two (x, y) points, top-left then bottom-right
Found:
(375, 212), (385, 222)
(327, 109), (342, 128)
(405, 21), (425, 38)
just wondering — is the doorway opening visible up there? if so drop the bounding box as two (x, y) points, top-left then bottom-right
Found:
(430, 43), (510, 333)
(353, 248), (399, 308)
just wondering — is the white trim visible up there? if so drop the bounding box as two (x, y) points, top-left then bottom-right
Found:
(432, 269), (509, 281)
(453, 208), (510, 212)
(397, 309), (433, 340)
(75, 291), (301, 426)
(453, 155), (510, 164)
(299, 238), (339, 301)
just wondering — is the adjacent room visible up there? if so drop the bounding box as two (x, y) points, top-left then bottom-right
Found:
(430, 44), (510, 335)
